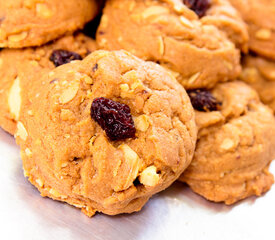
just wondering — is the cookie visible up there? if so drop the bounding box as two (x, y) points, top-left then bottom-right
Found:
(241, 55), (275, 113)
(16, 50), (197, 216)
(0, 0), (100, 48)
(179, 81), (275, 204)
(96, 0), (248, 89)
(229, 0), (275, 59)
(0, 33), (97, 135)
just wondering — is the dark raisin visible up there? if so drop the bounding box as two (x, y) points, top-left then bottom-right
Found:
(92, 63), (98, 72)
(187, 89), (221, 112)
(91, 97), (136, 141)
(183, 0), (210, 18)
(50, 49), (82, 67)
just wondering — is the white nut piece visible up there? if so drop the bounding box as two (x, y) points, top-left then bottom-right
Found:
(139, 166), (160, 187)
(8, 77), (21, 121)
(134, 115), (150, 132)
(255, 28), (271, 40)
(142, 6), (169, 19)
(36, 3), (53, 19)
(59, 80), (80, 104)
(118, 144), (142, 191)
(15, 121), (28, 141)
(8, 32), (28, 42)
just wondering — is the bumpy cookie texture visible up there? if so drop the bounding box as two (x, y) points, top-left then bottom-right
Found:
(0, 33), (97, 135)
(96, 0), (248, 89)
(16, 50), (197, 216)
(179, 81), (275, 204)
(0, 0), (100, 48)
(229, 0), (275, 59)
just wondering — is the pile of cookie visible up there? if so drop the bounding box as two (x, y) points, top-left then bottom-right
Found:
(0, 0), (275, 217)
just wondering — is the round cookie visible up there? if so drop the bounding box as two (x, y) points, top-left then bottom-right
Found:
(96, 0), (248, 89)
(229, 0), (275, 59)
(241, 54), (275, 113)
(0, 33), (97, 135)
(179, 81), (275, 204)
(0, 0), (100, 48)
(16, 50), (197, 216)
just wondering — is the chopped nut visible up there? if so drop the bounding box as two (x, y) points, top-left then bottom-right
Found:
(8, 77), (21, 120)
(179, 16), (194, 28)
(61, 162), (68, 168)
(35, 179), (44, 188)
(25, 148), (32, 157)
(49, 188), (62, 198)
(142, 6), (169, 19)
(158, 36), (165, 56)
(36, 3), (53, 18)
(188, 72), (201, 84)
(120, 83), (130, 92)
(27, 110), (34, 116)
(122, 70), (139, 82)
(220, 138), (235, 151)
(8, 32), (28, 42)
(255, 28), (271, 40)
(59, 80), (80, 104)
(117, 144), (142, 191)
(134, 115), (150, 132)
(15, 121), (28, 141)
(139, 166), (160, 187)
(83, 75), (93, 84)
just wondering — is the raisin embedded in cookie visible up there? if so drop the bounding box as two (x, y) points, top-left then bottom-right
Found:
(179, 81), (275, 204)
(229, 0), (275, 59)
(0, 33), (97, 135)
(241, 55), (275, 113)
(16, 50), (197, 216)
(96, 0), (248, 89)
(0, 0), (100, 48)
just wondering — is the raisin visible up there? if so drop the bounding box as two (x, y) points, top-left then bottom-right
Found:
(50, 49), (82, 67)
(183, 0), (210, 18)
(91, 97), (136, 141)
(187, 89), (221, 112)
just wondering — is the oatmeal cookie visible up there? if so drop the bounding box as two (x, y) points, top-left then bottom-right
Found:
(229, 0), (275, 59)
(179, 81), (275, 204)
(16, 50), (197, 216)
(241, 55), (275, 113)
(0, 33), (97, 134)
(96, 0), (248, 89)
(0, 0), (100, 48)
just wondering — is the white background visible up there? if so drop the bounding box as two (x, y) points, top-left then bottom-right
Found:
(0, 128), (274, 240)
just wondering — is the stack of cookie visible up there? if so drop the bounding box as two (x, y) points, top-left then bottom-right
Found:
(0, 0), (275, 217)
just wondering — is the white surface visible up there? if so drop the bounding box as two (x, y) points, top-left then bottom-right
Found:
(0, 128), (274, 240)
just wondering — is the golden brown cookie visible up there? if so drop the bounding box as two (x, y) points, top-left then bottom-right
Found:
(179, 81), (275, 204)
(16, 50), (197, 216)
(96, 0), (248, 89)
(229, 0), (275, 59)
(0, 0), (100, 48)
(240, 55), (275, 113)
(0, 33), (97, 135)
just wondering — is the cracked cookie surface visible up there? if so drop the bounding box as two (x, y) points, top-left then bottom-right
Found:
(0, 33), (97, 135)
(0, 0), (100, 48)
(229, 0), (275, 59)
(16, 50), (197, 216)
(179, 81), (275, 204)
(96, 0), (248, 89)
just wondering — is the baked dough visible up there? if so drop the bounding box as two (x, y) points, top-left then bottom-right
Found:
(0, 33), (97, 134)
(0, 0), (100, 48)
(16, 50), (197, 216)
(180, 81), (275, 204)
(96, 0), (248, 89)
